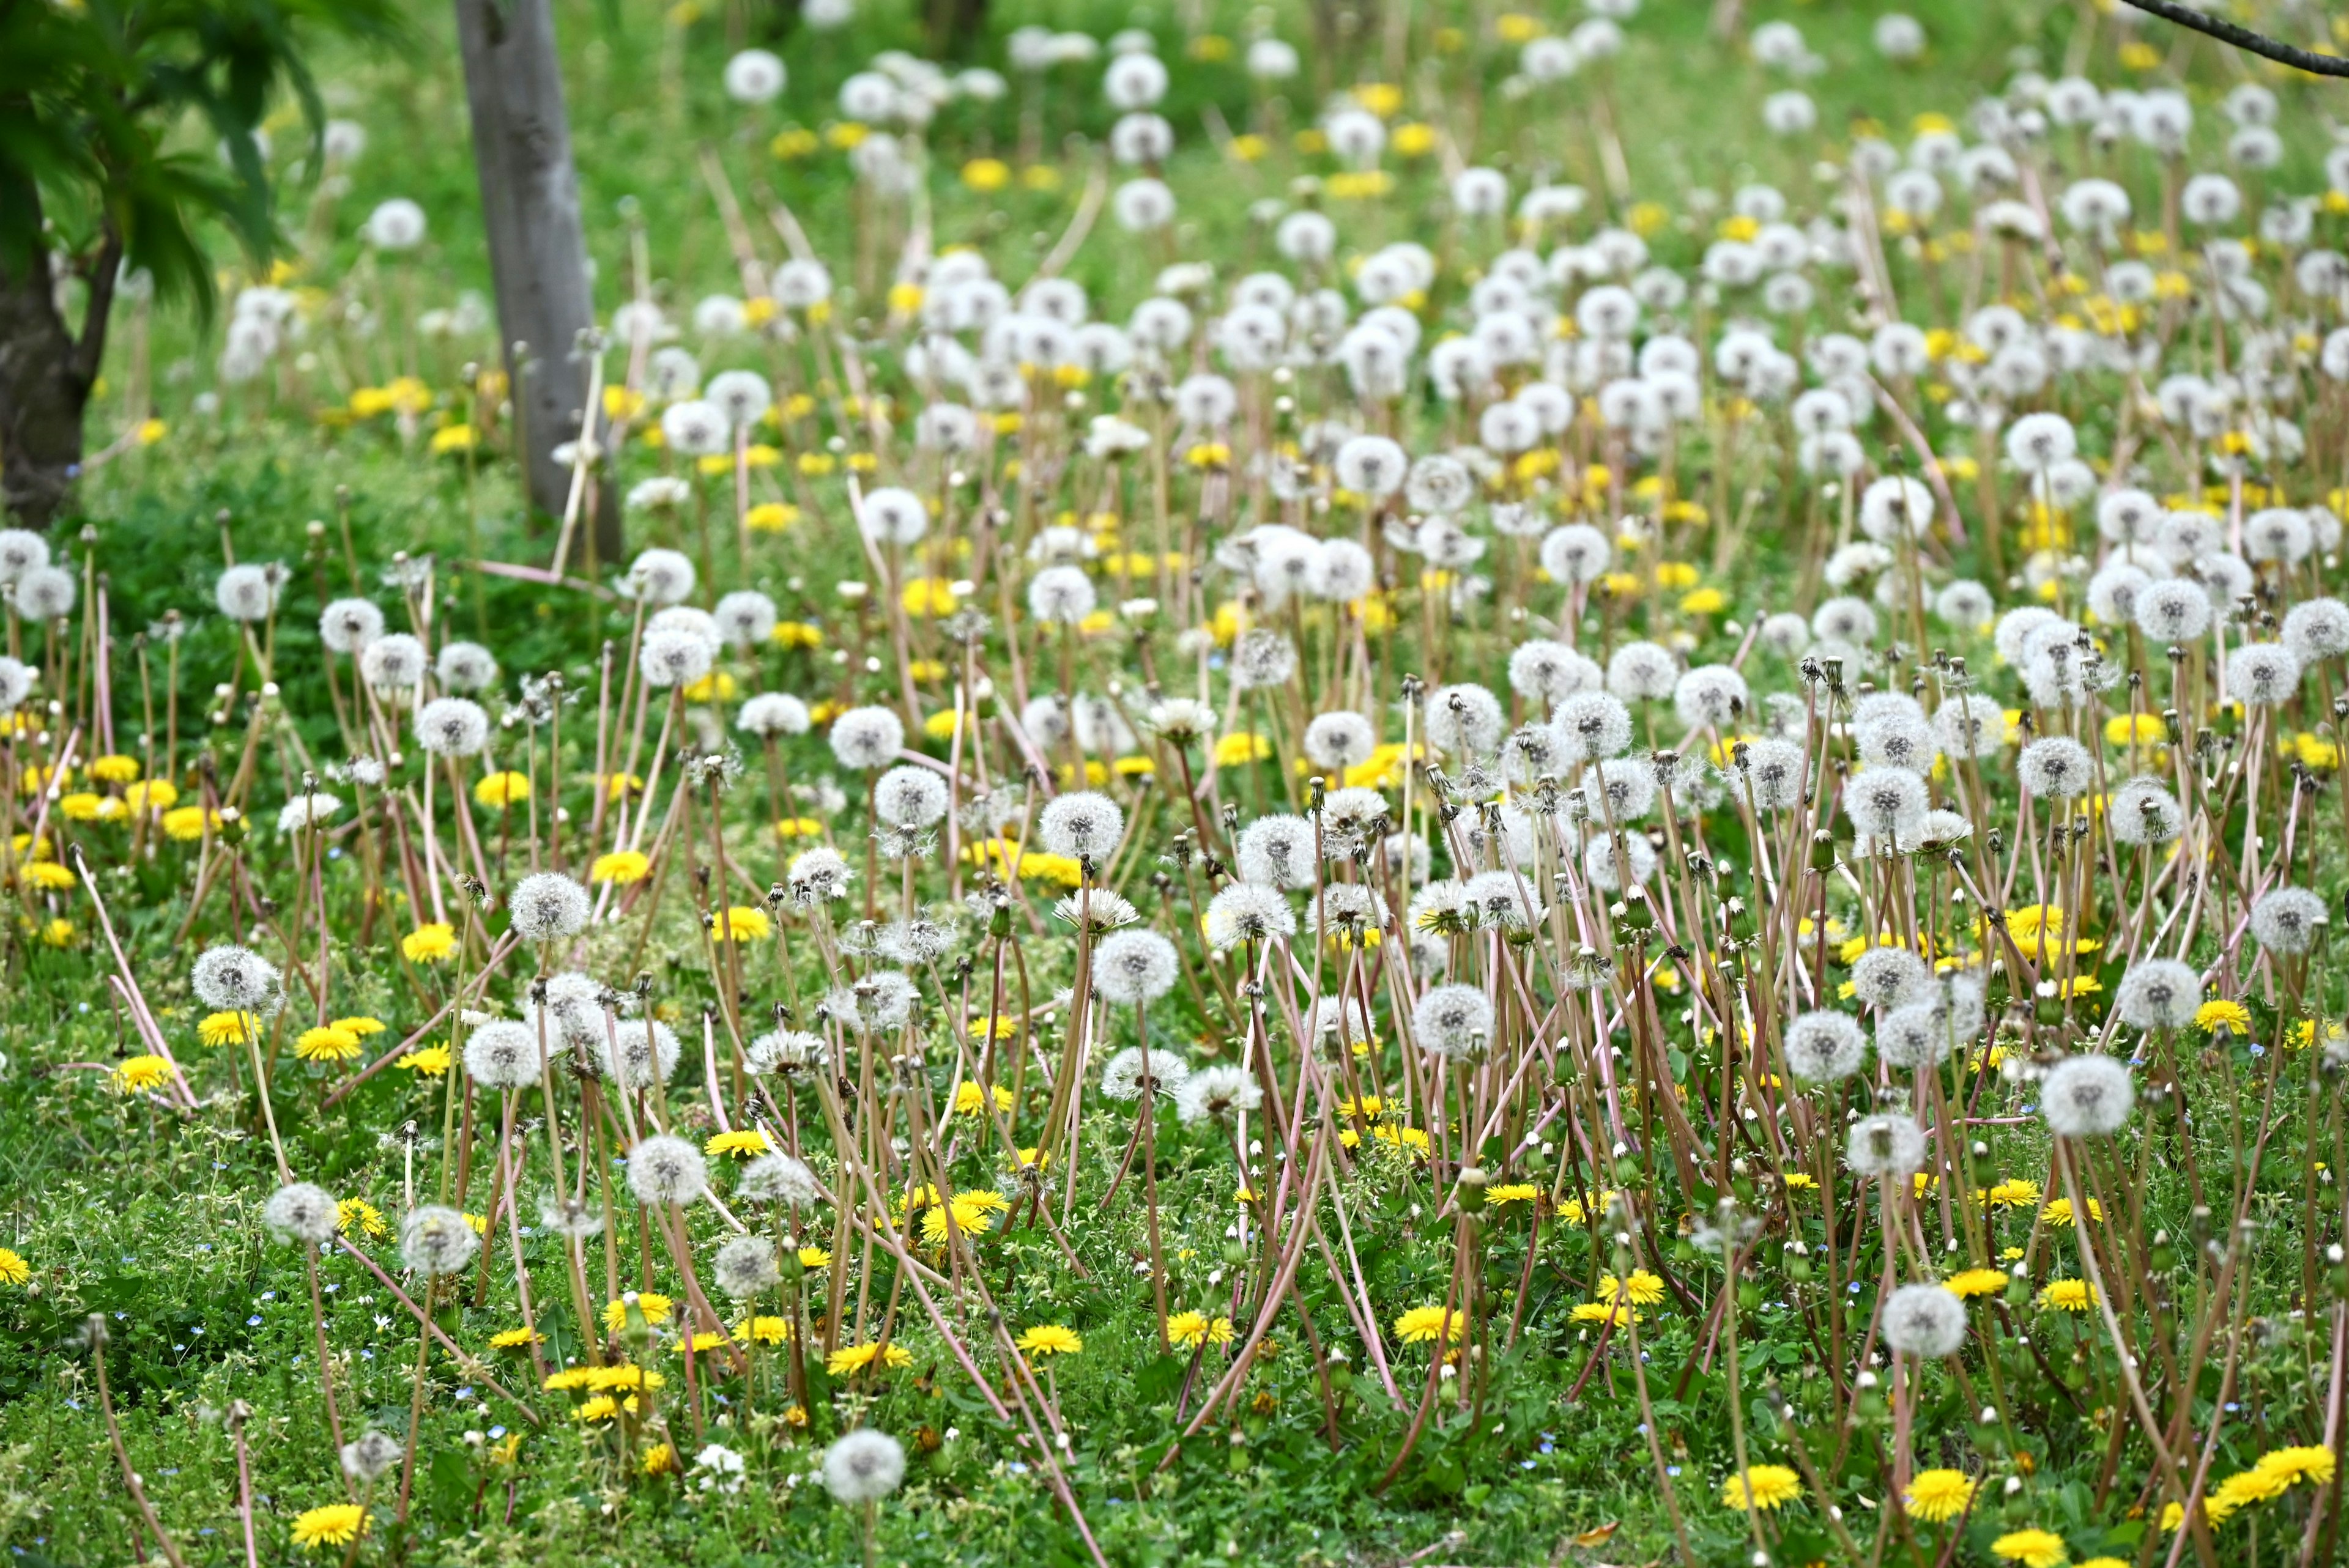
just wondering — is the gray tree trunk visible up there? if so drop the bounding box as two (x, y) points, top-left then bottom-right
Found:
(0, 180), (117, 528)
(453, 0), (620, 569)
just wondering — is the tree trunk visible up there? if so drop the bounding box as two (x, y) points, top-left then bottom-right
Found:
(453, 0), (620, 569)
(0, 187), (113, 529)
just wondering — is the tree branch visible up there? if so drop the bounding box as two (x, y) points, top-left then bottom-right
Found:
(2117, 0), (2349, 77)
(72, 224), (124, 391)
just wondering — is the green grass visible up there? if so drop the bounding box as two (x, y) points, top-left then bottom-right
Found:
(9, 1), (2349, 1564)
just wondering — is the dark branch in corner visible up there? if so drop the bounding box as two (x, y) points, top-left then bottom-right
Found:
(2117, 0), (2349, 78)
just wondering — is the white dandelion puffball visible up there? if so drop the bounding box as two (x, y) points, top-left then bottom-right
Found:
(399, 1205), (480, 1276)
(507, 871), (591, 942)
(1846, 1114), (1927, 1177)
(2041, 1054), (2136, 1136)
(823, 1429), (907, 1503)
(1783, 1010), (1866, 1082)
(363, 198), (426, 250)
(1881, 1284), (1967, 1358)
(1412, 983), (1495, 1060)
(724, 49), (786, 103)
(262, 1182), (340, 1246)
(1038, 791), (1124, 860)
(828, 705), (905, 770)
(627, 1133), (708, 1205)
(2112, 959), (2202, 1030)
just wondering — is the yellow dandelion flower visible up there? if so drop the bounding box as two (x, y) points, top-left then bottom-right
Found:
(2194, 999), (2251, 1034)
(289, 1503), (368, 1549)
(0, 1248), (29, 1286)
(798, 1246), (832, 1270)
(2254, 1445), (2336, 1487)
(1392, 1305), (1461, 1345)
(2041, 1197), (2102, 1227)
(719, 905), (771, 942)
(1016, 1324), (1082, 1357)
(733, 1315), (789, 1345)
(826, 1341), (914, 1376)
(641, 1441), (677, 1474)
(473, 771), (530, 807)
(2036, 1279), (2098, 1312)
(1904, 1468), (1977, 1523)
(295, 1026), (362, 1063)
(953, 1081), (1014, 1117)
(332, 1015), (387, 1037)
(394, 1045), (451, 1076)
(113, 1054), (174, 1093)
(1721, 1465), (1801, 1512)
(603, 1293), (674, 1333)
(1945, 1267), (2009, 1299)
(1598, 1270), (1666, 1307)
(1572, 1301), (1633, 1328)
(198, 1011), (253, 1046)
(705, 1129), (774, 1158)
(1165, 1311), (1235, 1350)
(91, 755), (141, 784)
(1990, 1529), (2068, 1568)
(590, 849), (652, 884)
(336, 1198), (387, 1238)
(489, 1327), (541, 1349)
(401, 923), (457, 963)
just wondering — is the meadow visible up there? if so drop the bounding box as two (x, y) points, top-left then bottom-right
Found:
(4, 1), (2348, 1564)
